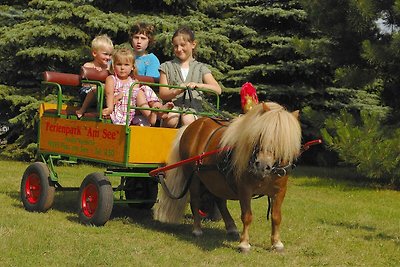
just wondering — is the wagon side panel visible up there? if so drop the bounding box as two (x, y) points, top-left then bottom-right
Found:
(128, 126), (177, 164)
(39, 117), (126, 164)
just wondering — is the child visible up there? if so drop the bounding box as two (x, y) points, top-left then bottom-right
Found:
(130, 22), (160, 81)
(76, 34), (114, 118)
(159, 26), (222, 127)
(102, 47), (173, 125)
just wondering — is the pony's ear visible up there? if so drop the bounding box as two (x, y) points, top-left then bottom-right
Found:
(262, 102), (271, 112)
(292, 110), (300, 119)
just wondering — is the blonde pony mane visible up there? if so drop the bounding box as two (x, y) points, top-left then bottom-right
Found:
(220, 102), (302, 179)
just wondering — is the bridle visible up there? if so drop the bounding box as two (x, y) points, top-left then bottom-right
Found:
(271, 162), (295, 177)
(249, 144), (295, 178)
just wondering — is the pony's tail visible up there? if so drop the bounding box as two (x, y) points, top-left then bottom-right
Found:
(153, 126), (189, 224)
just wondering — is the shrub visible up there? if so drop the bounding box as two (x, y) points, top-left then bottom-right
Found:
(321, 110), (400, 185)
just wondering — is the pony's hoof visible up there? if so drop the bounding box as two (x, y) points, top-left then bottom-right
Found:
(271, 241), (285, 253)
(238, 243), (251, 253)
(192, 229), (203, 237)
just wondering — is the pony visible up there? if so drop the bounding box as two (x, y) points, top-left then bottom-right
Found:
(153, 102), (302, 253)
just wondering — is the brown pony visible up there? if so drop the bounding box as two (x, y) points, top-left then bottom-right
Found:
(154, 102), (301, 253)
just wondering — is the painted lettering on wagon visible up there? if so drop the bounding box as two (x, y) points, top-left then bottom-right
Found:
(45, 121), (81, 136)
(41, 120), (123, 161)
(45, 121), (120, 140)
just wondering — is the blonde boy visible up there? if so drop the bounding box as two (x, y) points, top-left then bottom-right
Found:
(76, 34), (114, 118)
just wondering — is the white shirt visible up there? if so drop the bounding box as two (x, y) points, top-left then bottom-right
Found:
(181, 67), (189, 81)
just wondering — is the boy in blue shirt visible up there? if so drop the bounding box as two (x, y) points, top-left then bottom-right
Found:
(130, 23), (160, 81)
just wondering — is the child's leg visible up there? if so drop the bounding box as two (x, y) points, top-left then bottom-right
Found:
(181, 114), (196, 125)
(161, 111), (180, 128)
(76, 90), (96, 118)
(136, 90), (157, 125)
(149, 101), (174, 119)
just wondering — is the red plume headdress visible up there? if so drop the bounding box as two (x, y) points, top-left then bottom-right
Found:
(240, 82), (259, 113)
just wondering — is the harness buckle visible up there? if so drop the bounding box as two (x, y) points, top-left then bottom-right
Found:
(273, 167), (287, 177)
(155, 172), (166, 183)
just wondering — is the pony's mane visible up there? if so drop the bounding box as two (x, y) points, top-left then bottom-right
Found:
(220, 102), (302, 178)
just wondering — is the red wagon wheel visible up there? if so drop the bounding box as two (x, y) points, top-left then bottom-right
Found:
(78, 172), (113, 226)
(81, 183), (99, 218)
(20, 162), (55, 212)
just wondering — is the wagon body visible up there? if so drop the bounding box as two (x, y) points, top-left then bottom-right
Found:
(38, 110), (177, 165)
(20, 70), (220, 226)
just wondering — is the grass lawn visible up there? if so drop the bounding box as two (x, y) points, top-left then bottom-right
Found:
(0, 159), (399, 266)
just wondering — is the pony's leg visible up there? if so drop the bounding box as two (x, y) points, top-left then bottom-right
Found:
(189, 176), (203, 237)
(214, 198), (239, 239)
(270, 184), (287, 253)
(238, 194), (252, 253)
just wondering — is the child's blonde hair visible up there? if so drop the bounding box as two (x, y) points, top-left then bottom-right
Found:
(110, 47), (137, 76)
(91, 34), (114, 51)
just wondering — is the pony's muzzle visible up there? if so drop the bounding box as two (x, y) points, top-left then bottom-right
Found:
(253, 160), (274, 177)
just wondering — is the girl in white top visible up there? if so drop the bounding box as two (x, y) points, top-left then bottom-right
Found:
(159, 26), (221, 127)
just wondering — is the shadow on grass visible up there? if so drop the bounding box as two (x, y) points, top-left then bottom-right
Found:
(322, 219), (376, 231)
(9, 189), (80, 215)
(291, 166), (398, 191)
(320, 219), (400, 246)
(110, 204), (238, 252)
(7, 189), (236, 251)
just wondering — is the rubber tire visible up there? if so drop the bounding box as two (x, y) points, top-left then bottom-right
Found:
(125, 178), (158, 209)
(21, 162), (55, 212)
(78, 172), (113, 226)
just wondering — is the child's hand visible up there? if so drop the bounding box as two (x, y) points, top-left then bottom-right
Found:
(150, 101), (162, 109)
(113, 92), (124, 104)
(183, 82), (198, 89)
(102, 107), (113, 116)
(164, 102), (174, 109)
(173, 87), (184, 97)
(156, 102), (174, 119)
(150, 101), (174, 110)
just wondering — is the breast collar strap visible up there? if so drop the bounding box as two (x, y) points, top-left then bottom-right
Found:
(194, 119), (238, 193)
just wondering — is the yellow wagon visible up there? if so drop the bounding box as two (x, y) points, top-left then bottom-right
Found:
(20, 70), (220, 226)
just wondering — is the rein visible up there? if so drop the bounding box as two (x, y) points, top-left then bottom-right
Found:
(150, 135), (322, 201)
(156, 170), (195, 200)
(268, 139), (322, 177)
(149, 146), (230, 177)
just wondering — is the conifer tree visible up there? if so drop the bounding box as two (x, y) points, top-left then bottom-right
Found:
(307, 0), (400, 176)
(1, 0), (395, 164)
(0, 1), (134, 159)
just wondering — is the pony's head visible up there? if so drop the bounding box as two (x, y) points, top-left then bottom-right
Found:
(220, 102), (302, 179)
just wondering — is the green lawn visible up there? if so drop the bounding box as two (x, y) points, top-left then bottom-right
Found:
(0, 160), (399, 266)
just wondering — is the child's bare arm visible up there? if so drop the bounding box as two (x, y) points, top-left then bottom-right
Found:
(159, 71), (183, 101)
(184, 73), (221, 94)
(83, 61), (105, 72)
(102, 75), (115, 116)
(136, 90), (157, 125)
